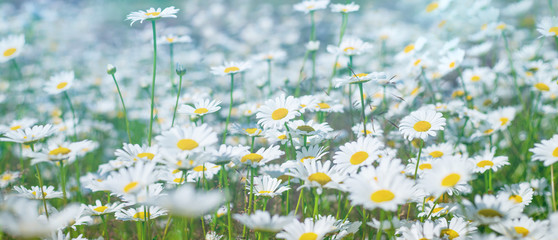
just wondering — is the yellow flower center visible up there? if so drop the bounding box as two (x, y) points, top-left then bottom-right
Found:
(259, 191), (273, 194)
(133, 211), (150, 219)
(166, 37), (175, 43)
(370, 189), (395, 203)
(429, 151), (444, 158)
(317, 103), (330, 109)
(137, 152), (154, 160)
(496, 24), (506, 30)
(350, 151), (369, 165)
(194, 108), (209, 114)
(3, 48), (16, 57)
(93, 206), (108, 213)
(300, 156), (315, 163)
(484, 129), (494, 134)
(500, 117), (509, 126)
(296, 125), (316, 133)
(343, 46), (355, 52)
(514, 226), (529, 237)
(56, 82), (68, 90)
(299, 232), (318, 240)
(49, 146), (71, 155)
(224, 66), (240, 73)
(471, 75), (481, 82)
(271, 108), (288, 120)
(177, 139), (199, 151)
(278, 134), (287, 140)
(244, 128), (260, 134)
(2, 174), (13, 181)
(419, 163), (432, 170)
(553, 147), (558, 157)
(414, 59), (422, 66)
(193, 166), (207, 172)
(173, 177), (184, 183)
(413, 121), (432, 132)
(308, 172), (332, 186)
(440, 229), (459, 240)
(549, 27), (558, 35)
(145, 12), (160, 17)
(476, 160), (494, 168)
(449, 61), (456, 68)
(535, 83), (550, 91)
(353, 73), (369, 78)
(477, 209), (503, 218)
(509, 194), (523, 203)
(9, 125), (21, 131)
(124, 181), (139, 193)
(241, 153), (264, 163)
(426, 2), (439, 12)
(441, 173), (460, 187)
(432, 207), (444, 213)
(404, 44), (415, 53)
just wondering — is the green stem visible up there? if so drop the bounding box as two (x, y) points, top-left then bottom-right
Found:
(148, 20), (158, 146)
(313, 190), (319, 220)
(60, 161), (67, 205)
(162, 214), (172, 240)
(63, 92), (78, 141)
(169, 43), (177, 93)
(171, 74), (183, 127)
(358, 82), (367, 136)
(502, 32), (526, 108)
(110, 73), (133, 143)
(375, 210), (384, 240)
(551, 164), (556, 211)
(35, 165), (49, 219)
(222, 74), (234, 143)
(11, 59), (24, 80)
(266, 59), (272, 96)
(413, 139), (424, 180)
(295, 188), (304, 215)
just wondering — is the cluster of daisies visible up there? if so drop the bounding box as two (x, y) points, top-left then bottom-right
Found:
(2, 0), (558, 239)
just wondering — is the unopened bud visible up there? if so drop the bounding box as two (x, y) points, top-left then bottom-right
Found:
(176, 63), (186, 76)
(107, 64), (116, 75)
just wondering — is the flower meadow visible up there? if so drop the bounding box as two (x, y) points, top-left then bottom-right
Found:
(2, 0), (558, 239)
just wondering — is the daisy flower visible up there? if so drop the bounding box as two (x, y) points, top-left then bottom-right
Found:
(232, 124), (264, 137)
(115, 143), (159, 162)
(397, 220), (437, 240)
(0, 118), (37, 133)
(498, 182), (534, 208)
(154, 184), (223, 217)
(333, 136), (383, 173)
(420, 156), (473, 196)
(234, 211), (295, 233)
(491, 216), (547, 239)
(237, 145), (284, 167)
(276, 217), (336, 240)
(529, 134), (558, 166)
(178, 99), (222, 117)
(0, 124), (56, 144)
(399, 109), (446, 141)
(0, 171), (19, 188)
(250, 175), (290, 198)
(296, 145), (328, 163)
(351, 122), (383, 137)
(210, 61), (251, 76)
(287, 120), (332, 138)
(83, 200), (127, 215)
(536, 16), (558, 37)
(186, 163), (221, 182)
(486, 106), (516, 130)
(14, 185), (63, 199)
(155, 124), (218, 154)
(43, 71), (74, 95)
(286, 160), (345, 194)
(0, 34), (25, 63)
(305, 41), (320, 51)
(102, 161), (159, 197)
(434, 217), (477, 240)
(438, 49), (465, 75)
(327, 37), (372, 56)
(293, 0), (330, 14)
(334, 72), (387, 87)
(253, 50), (287, 62)
(330, 2), (360, 13)
(28, 140), (91, 165)
(470, 147), (509, 173)
(345, 163), (417, 211)
(397, 37), (427, 58)
(423, 143), (456, 159)
(256, 94), (300, 129)
(461, 194), (523, 225)
(115, 206), (167, 221)
(126, 6), (180, 25)
(158, 34), (192, 44)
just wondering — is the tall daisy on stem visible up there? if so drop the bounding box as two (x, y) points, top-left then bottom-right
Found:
(107, 64), (132, 143)
(211, 61), (250, 143)
(127, 6), (180, 146)
(172, 63), (186, 127)
(399, 109), (446, 179)
(530, 134), (558, 211)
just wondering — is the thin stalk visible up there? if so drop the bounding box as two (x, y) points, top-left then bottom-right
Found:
(551, 164), (556, 211)
(295, 188), (304, 215)
(147, 20), (158, 146)
(162, 215), (172, 240)
(110, 73), (132, 143)
(375, 210), (384, 240)
(327, 13), (349, 93)
(413, 139), (424, 180)
(266, 59), (272, 96)
(35, 164), (49, 219)
(169, 43), (177, 93)
(222, 74), (234, 143)
(63, 92), (78, 141)
(357, 82), (367, 136)
(11, 59), (24, 80)
(60, 161), (67, 205)
(313, 190), (319, 220)
(171, 74), (183, 127)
